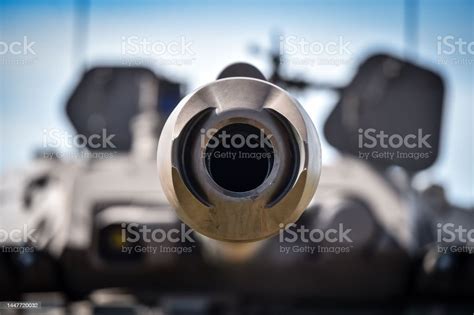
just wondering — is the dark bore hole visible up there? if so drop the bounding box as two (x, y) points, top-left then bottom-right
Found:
(205, 123), (274, 193)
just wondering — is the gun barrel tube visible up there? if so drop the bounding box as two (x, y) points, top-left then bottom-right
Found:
(157, 77), (321, 242)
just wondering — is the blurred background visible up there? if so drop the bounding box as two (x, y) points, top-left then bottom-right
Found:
(0, 0), (472, 207)
(0, 1), (473, 314)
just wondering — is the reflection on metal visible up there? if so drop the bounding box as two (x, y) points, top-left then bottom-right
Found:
(158, 77), (321, 242)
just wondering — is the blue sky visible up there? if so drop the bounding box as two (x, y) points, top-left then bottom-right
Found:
(0, 0), (472, 206)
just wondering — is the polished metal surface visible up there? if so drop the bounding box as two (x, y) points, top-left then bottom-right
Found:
(157, 77), (321, 241)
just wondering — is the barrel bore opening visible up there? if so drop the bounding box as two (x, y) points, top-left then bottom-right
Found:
(205, 123), (274, 192)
